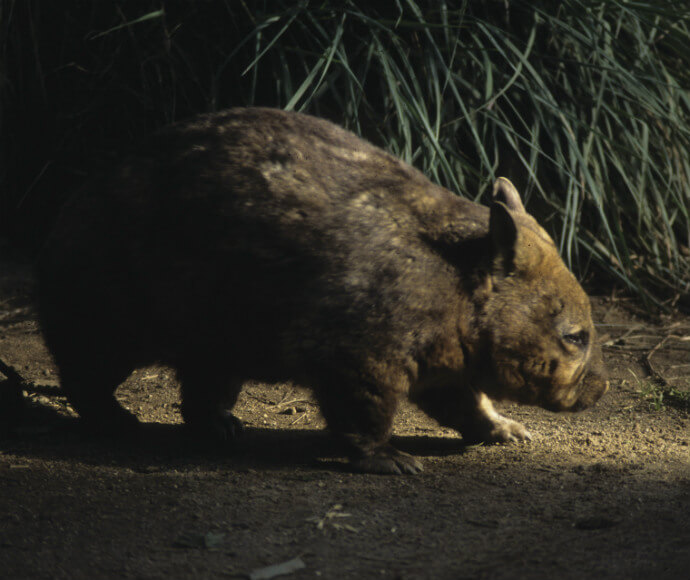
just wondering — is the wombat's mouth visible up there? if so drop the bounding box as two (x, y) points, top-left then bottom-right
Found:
(575, 376), (610, 409)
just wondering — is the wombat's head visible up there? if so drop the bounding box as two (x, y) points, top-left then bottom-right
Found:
(478, 178), (608, 412)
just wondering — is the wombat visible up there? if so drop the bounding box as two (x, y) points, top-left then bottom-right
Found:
(37, 107), (608, 474)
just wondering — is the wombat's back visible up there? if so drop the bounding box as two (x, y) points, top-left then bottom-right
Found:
(38, 108), (484, 377)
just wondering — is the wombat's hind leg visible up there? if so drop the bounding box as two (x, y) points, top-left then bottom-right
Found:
(317, 375), (423, 475)
(178, 367), (244, 444)
(59, 362), (139, 437)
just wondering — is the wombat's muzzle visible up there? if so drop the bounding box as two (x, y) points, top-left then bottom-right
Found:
(560, 370), (609, 412)
(575, 374), (609, 410)
(541, 367), (609, 413)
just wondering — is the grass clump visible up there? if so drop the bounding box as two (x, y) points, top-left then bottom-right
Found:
(1, 1), (689, 309)
(631, 371), (690, 412)
(640, 383), (690, 413)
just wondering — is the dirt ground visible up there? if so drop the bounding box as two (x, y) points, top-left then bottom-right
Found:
(1, 257), (688, 580)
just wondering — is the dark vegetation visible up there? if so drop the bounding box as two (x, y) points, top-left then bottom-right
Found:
(1, 0), (689, 308)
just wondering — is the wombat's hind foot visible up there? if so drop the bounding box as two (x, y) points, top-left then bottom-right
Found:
(72, 394), (140, 438)
(58, 366), (140, 438)
(351, 445), (424, 475)
(81, 404), (141, 441)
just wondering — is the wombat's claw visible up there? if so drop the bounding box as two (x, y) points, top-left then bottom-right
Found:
(463, 415), (532, 445)
(484, 416), (532, 444)
(351, 446), (424, 475)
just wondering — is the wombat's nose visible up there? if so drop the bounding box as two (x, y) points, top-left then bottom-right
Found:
(573, 378), (609, 411)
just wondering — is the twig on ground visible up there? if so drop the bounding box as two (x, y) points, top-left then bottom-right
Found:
(645, 334), (690, 386)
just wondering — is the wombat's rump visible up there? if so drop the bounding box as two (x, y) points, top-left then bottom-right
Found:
(38, 108), (608, 474)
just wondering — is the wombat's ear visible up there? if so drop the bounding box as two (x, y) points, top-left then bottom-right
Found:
(489, 200), (518, 276)
(492, 178), (525, 213)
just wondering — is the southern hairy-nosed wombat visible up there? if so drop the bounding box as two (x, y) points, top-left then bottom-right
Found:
(38, 107), (608, 474)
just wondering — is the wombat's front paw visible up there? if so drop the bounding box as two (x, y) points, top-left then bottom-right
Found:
(463, 414), (532, 445)
(351, 445), (424, 475)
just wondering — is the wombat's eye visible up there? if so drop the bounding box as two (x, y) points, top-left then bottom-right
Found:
(563, 330), (589, 348)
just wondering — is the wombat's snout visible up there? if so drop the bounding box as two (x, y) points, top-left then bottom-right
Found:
(552, 371), (609, 413)
(574, 374), (610, 411)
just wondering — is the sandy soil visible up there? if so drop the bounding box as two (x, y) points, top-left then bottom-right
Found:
(1, 258), (689, 580)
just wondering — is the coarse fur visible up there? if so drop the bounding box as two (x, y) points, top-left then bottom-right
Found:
(37, 107), (608, 474)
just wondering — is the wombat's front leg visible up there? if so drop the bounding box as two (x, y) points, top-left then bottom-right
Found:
(412, 386), (531, 445)
(53, 348), (140, 437)
(460, 392), (532, 444)
(315, 374), (423, 475)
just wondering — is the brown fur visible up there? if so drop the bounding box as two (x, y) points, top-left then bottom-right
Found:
(37, 108), (608, 474)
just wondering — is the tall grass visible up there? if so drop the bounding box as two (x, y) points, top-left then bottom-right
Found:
(2, 1), (689, 308)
